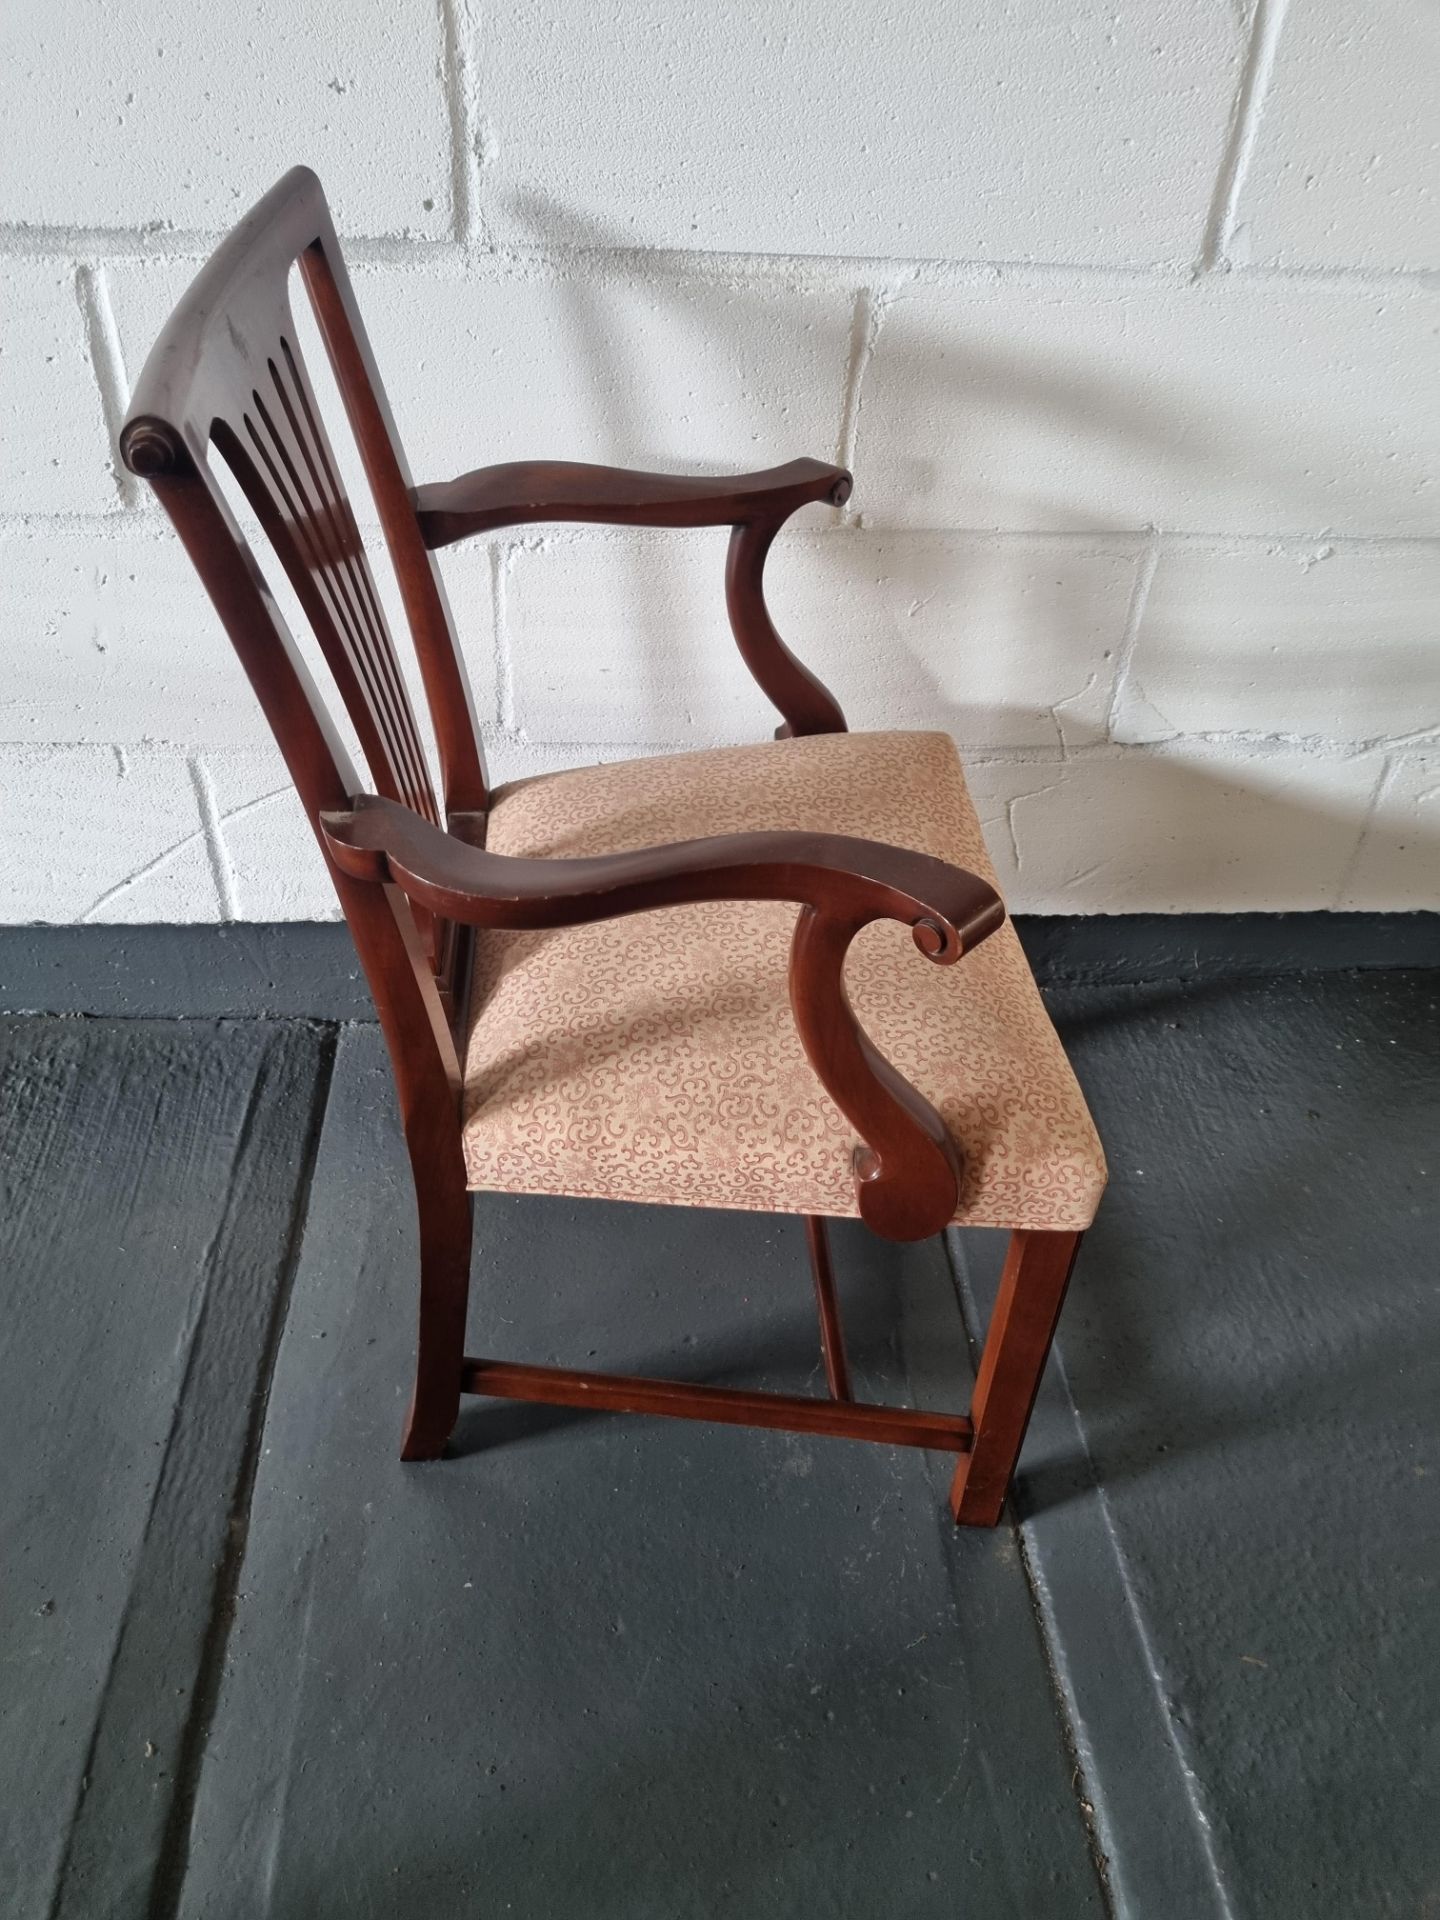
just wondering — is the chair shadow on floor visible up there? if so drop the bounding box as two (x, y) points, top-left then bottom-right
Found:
(993, 965), (1440, 1521)
(448, 1204), (972, 1463)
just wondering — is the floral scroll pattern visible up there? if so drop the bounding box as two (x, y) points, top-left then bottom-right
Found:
(462, 731), (1107, 1231)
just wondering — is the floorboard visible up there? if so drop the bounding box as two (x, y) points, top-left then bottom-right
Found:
(3, 942), (1435, 1918)
(172, 1026), (1102, 1920)
(956, 968), (1440, 1919)
(0, 1016), (332, 1920)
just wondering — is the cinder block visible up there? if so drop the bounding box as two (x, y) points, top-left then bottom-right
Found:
(200, 749), (337, 921)
(767, 533), (1135, 749)
(476, 0), (1241, 265)
(0, 522), (258, 744)
(855, 277), (1440, 537)
(0, 519), (496, 754)
(0, 3), (453, 238)
(1, 261), (117, 515)
(1233, 0), (1440, 271)
(505, 529), (1134, 749)
(0, 745), (218, 922)
(503, 530), (765, 747)
(347, 262), (852, 483)
(1337, 751), (1440, 909)
(107, 256), (850, 514)
(1120, 543), (1440, 744)
(432, 540), (500, 727)
(964, 746), (1380, 912)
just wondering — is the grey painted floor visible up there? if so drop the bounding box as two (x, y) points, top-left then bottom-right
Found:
(2, 933), (1436, 1918)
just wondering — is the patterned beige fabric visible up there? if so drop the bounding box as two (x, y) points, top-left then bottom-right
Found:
(462, 731), (1106, 1230)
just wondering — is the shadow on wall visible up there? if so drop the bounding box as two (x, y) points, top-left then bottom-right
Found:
(498, 721), (1418, 915)
(482, 194), (1421, 912)
(503, 193), (1352, 533)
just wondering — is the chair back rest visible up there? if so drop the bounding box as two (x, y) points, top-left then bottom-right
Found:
(120, 167), (487, 1022)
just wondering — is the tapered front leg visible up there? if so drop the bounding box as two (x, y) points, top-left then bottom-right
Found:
(949, 1229), (1082, 1527)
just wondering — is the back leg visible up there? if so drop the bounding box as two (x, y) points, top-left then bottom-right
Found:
(400, 1172), (472, 1461)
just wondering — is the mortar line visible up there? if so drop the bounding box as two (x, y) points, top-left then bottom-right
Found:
(1104, 533), (1162, 740)
(16, 214), (1439, 295)
(835, 287), (889, 512)
(436, 0), (483, 247)
(492, 543), (516, 730)
(1197, 0), (1289, 273)
(0, 221), (1177, 281)
(516, 523), (1440, 555)
(13, 507), (1435, 556)
(74, 263), (137, 509)
(1332, 753), (1397, 907)
(188, 757), (240, 922)
(12, 731), (1431, 776)
(193, 730), (1440, 769)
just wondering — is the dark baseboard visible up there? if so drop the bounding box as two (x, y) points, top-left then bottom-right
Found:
(0, 923), (372, 1020)
(0, 913), (1436, 1018)
(1014, 910), (1440, 986)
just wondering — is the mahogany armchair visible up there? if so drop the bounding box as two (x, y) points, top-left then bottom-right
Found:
(119, 168), (1106, 1528)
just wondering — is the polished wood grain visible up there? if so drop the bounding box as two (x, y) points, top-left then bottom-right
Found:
(459, 1358), (972, 1453)
(119, 165), (1084, 1524)
(301, 244), (489, 818)
(805, 1216), (853, 1403)
(120, 167), (480, 1455)
(319, 793), (1002, 947)
(413, 455), (850, 539)
(949, 1230), (1083, 1526)
(726, 513), (849, 737)
(789, 904), (964, 1239)
(415, 455), (851, 738)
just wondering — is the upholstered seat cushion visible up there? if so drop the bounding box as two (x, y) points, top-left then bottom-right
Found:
(462, 731), (1106, 1230)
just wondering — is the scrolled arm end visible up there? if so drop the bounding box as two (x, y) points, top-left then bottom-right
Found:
(911, 891), (1004, 963)
(785, 856), (1005, 1242)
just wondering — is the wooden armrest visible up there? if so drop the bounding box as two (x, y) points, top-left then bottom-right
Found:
(412, 457), (851, 548)
(320, 794), (1001, 956)
(415, 456), (851, 739)
(322, 794), (1005, 1241)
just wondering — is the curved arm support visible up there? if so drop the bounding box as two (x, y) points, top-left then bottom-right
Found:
(789, 908), (962, 1241)
(321, 795), (1003, 1243)
(411, 456), (852, 739)
(725, 517), (848, 738)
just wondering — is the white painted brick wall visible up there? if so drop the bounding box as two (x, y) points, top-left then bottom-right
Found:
(1234, 0), (1440, 272)
(505, 530), (1135, 751)
(1, 0), (1435, 921)
(1, 0), (457, 238)
(478, 0), (1244, 266)
(854, 275), (1440, 537)
(3, 262), (122, 516)
(1118, 544), (1440, 744)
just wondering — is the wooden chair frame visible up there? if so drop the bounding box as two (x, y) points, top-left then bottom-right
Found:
(120, 167), (1081, 1527)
